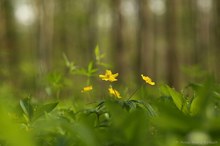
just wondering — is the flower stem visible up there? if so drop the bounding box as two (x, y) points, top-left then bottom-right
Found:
(127, 87), (140, 100)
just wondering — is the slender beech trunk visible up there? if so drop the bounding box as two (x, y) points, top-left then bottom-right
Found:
(0, 0), (18, 81)
(213, 0), (220, 80)
(36, 0), (54, 74)
(110, 0), (125, 78)
(136, 0), (149, 80)
(165, 0), (179, 88)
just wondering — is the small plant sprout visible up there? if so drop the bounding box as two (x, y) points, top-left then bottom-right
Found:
(99, 70), (119, 82)
(141, 74), (155, 85)
(63, 53), (77, 73)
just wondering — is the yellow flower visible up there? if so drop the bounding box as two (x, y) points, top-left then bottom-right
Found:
(99, 70), (119, 82)
(108, 87), (121, 98)
(81, 85), (93, 92)
(141, 74), (155, 85)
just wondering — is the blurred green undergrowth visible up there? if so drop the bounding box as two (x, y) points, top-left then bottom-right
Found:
(0, 46), (220, 146)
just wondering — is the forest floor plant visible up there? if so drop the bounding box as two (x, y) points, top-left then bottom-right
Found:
(0, 46), (220, 146)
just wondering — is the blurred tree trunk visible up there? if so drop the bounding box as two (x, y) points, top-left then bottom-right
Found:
(34, 0), (54, 98)
(152, 13), (167, 83)
(182, 0), (197, 64)
(53, 0), (73, 63)
(190, 0), (200, 65)
(195, 1), (212, 70)
(0, 0), (18, 81)
(54, 0), (68, 58)
(110, 0), (125, 78)
(213, 0), (220, 80)
(179, 0), (197, 85)
(165, 0), (179, 88)
(35, 0), (54, 74)
(136, 0), (150, 80)
(152, 14), (158, 81)
(54, 0), (98, 66)
(86, 0), (98, 60)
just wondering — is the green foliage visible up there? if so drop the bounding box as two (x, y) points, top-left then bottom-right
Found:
(94, 45), (110, 68)
(20, 97), (34, 121)
(1, 47), (220, 146)
(160, 85), (185, 112)
(63, 53), (77, 73)
(75, 62), (98, 77)
(0, 90), (34, 146)
(33, 102), (59, 121)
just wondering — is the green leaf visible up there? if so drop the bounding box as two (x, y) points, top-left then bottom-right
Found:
(168, 87), (184, 110)
(19, 98), (33, 121)
(160, 85), (185, 112)
(63, 53), (77, 72)
(33, 102), (58, 121)
(74, 68), (87, 76)
(190, 96), (201, 116)
(87, 62), (97, 74)
(122, 100), (137, 111)
(94, 45), (100, 60)
(99, 62), (112, 68)
(88, 62), (93, 72)
(0, 101), (34, 146)
(190, 79), (214, 116)
(63, 53), (69, 66)
(144, 103), (157, 117)
(159, 84), (170, 95)
(94, 45), (105, 62)
(213, 91), (220, 99)
(131, 100), (157, 117)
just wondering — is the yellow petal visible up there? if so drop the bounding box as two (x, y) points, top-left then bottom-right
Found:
(99, 70), (119, 82)
(141, 74), (155, 85)
(108, 87), (121, 98)
(81, 86), (93, 92)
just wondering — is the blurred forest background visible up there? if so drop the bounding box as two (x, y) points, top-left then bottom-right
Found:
(0, 0), (220, 96)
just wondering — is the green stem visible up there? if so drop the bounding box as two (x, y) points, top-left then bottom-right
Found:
(127, 83), (144, 100)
